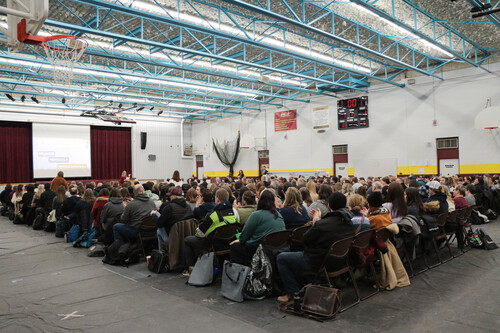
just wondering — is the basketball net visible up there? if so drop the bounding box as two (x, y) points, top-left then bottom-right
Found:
(42, 37), (88, 86)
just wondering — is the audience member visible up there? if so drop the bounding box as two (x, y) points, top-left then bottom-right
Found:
(113, 185), (155, 243)
(230, 190), (284, 265)
(276, 192), (355, 302)
(382, 182), (407, 224)
(279, 187), (310, 229)
(307, 184), (333, 217)
(156, 187), (194, 250)
(91, 188), (109, 229)
(348, 194), (370, 231)
(99, 188), (125, 245)
(237, 190), (257, 225)
(367, 192), (392, 230)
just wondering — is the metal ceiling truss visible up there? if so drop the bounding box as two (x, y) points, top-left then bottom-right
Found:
(0, 0), (496, 119)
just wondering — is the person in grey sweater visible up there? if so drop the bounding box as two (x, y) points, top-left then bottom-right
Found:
(113, 184), (155, 242)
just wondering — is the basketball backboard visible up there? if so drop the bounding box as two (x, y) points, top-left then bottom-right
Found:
(0, 0), (49, 49)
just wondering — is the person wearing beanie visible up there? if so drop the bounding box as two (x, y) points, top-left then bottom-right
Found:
(367, 192), (393, 230)
(276, 192), (356, 302)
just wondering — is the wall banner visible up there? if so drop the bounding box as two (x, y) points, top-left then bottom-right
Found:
(312, 105), (330, 131)
(274, 110), (297, 132)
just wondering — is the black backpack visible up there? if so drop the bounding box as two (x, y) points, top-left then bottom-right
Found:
(477, 228), (499, 250)
(103, 240), (141, 267)
(32, 209), (46, 230)
(417, 214), (440, 238)
(148, 249), (169, 273)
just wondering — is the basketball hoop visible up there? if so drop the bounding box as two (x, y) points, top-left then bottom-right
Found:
(41, 36), (88, 86)
(17, 19), (88, 86)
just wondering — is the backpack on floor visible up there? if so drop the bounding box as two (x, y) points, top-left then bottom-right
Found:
(148, 249), (169, 273)
(103, 241), (141, 267)
(477, 228), (498, 250)
(485, 209), (498, 221)
(32, 209), (46, 230)
(65, 225), (80, 243)
(55, 219), (70, 238)
(8, 208), (15, 221)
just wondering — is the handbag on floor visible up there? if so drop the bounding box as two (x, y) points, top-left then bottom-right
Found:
(280, 284), (341, 322)
(221, 260), (250, 302)
(477, 228), (498, 250)
(188, 252), (215, 286)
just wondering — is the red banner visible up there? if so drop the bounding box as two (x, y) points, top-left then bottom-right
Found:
(274, 110), (297, 132)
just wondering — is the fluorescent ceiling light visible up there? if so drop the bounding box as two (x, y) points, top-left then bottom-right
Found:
(105, 0), (372, 74)
(0, 57), (257, 97)
(348, 1), (453, 58)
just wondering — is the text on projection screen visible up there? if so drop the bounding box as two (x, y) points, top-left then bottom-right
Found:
(32, 123), (91, 178)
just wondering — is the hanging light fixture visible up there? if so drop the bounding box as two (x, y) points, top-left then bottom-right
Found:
(6, 93), (15, 101)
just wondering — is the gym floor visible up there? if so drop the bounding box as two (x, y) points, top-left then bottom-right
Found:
(1, 216), (499, 333)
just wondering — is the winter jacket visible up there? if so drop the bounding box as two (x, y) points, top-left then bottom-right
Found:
(51, 176), (68, 192)
(302, 208), (355, 271)
(368, 207), (393, 230)
(100, 197), (125, 231)
(193, 201), (216, 221)
(91, 196), (109, 228)
(279, 205), (310, 229)
(120, 193), (155, 229)
(429, 192), (449, 215)
(157, 197), (194, 234)
(62, 195), (81, 216)
(196, 201), (238, 238)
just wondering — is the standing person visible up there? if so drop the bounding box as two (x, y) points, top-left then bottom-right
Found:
(237, 170), (245, 179)
(51, 171), (69, 192)
(260, 165), (269, 177)
(113, 184), (155, 243)
(119, 170), (130, 186)
(171, 170), (183, 187)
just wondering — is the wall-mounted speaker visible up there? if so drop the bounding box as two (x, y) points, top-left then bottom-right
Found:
(140, 132), (147, 150)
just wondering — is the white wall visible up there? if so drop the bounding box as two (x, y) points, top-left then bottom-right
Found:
(132, 120), (194, 181)
(192, 61), (500, 177)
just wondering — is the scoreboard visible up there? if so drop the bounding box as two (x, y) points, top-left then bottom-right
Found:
(337, 96), (369, 130)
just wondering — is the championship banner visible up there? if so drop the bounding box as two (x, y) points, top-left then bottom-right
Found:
(313, 105), (330, 130)
(274, 110), (297, 132)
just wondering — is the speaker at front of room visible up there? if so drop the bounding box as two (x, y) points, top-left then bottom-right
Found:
(140, 132), (147, 150)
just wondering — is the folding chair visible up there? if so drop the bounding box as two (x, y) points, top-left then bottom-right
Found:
(430, 212), (453, 267)
(136, 215), (157, 259)
(393, 224), (417, 277)
(316, 236), (359, 312)
(211, 223), (242, 256)
(460, 206), (475, 252)
(261, 230), (292, 249)
(290, 225), (311, 251)
(351, 229), (380, 300)
(445, 210), (463, 257)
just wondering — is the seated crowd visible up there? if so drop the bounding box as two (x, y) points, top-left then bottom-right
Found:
(1, 170), (497, 303)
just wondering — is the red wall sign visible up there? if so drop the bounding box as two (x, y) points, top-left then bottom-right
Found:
(274, 110), (297, 132)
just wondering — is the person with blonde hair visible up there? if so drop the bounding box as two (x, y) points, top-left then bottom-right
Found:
(342, 182), (354, 199)
(348, 194), (370, 231)
(441, 185), (455, 212)
(306, 180), (319, 202)
(279, 187), (310, 229)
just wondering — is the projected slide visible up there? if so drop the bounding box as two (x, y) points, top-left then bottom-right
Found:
(33, 123), (91, 178)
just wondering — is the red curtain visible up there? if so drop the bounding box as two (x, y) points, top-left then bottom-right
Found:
(91, 126), (132, 180)
(0, 121), (33, 183)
